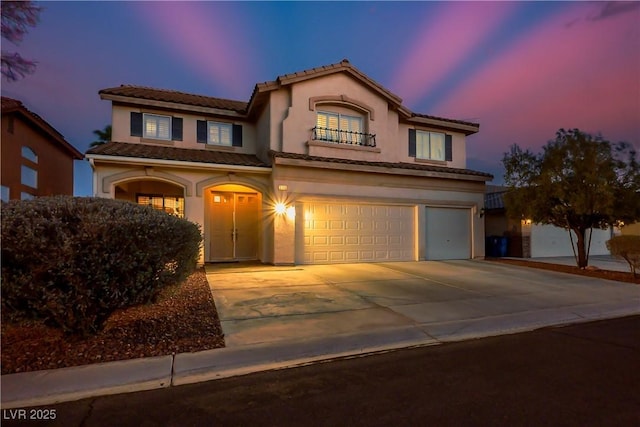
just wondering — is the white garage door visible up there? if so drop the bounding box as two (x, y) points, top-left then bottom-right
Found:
(300, 202), (415, 264)
(425, 207), (471, 260)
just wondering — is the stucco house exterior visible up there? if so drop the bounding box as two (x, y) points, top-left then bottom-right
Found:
(1, 97), (83, 201)
(86, 60), (492, 265)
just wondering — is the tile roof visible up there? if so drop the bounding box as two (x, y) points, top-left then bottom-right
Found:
(270, 151), (493, 179)
(484, 185), (509, 210)
(1, 96), (83, 159)
(86, 142), (270, 168)
(98, 60), (478, 133)
(254, 59), (403, 106)
(410, 112), (479, 130)
(99, 86), (248, 113)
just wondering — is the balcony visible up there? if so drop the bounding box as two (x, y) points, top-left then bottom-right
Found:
(312, 126), (376, 147)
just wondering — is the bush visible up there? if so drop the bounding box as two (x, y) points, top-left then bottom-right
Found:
(606, 235), (640, 277)
(1, 196), (202, 335)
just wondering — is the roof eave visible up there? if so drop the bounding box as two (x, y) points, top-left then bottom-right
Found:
(85, 153), (271, 173)
(9, 108), (83, 159)
(407, 116), (480, 135)
(100, 93), (247, 119)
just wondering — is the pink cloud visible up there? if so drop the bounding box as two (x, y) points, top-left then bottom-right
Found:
(437, 3), (640, 152)
(391, 2), (517, 107)
(132, 3), (256, 98)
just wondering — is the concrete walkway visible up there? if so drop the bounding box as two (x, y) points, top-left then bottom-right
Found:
(2, 260), (639, 409)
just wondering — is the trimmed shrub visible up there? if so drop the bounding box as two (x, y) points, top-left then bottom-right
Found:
(606, 235), (640, 277)
(1, 196), (202, 335)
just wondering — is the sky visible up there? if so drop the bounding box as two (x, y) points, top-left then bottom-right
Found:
(2, 1), (639, 197)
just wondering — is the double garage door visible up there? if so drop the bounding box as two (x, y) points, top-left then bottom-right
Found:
(299, 203), (471, 264)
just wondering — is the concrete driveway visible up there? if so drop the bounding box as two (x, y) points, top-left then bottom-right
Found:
(206, 260), (639, 348)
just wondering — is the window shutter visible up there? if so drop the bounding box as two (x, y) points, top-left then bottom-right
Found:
(131, 112), (143, 137)
(408, 129), (416, 157)
(445, 134), (453, 161)
(197, 120), (207, 143)
(172, 117), (183, 141)
(232, 124), (243, 147)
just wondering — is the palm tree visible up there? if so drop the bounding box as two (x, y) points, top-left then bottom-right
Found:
(90, 125), (111, 147)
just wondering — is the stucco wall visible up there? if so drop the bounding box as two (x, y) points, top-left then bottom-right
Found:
(111, 104), (258, 155)
(530, 225), (612, 257)
(265, 73), (469, 169)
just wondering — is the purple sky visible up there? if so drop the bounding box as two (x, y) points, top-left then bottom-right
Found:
(2, 1), (639, 196)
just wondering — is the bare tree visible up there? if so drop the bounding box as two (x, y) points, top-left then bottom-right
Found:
(1, 1), (41, 81)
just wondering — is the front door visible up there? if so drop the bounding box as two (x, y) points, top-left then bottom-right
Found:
(208, 191), (259, 261)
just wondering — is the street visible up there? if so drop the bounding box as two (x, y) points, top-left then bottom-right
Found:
(3, 316), (639, 427)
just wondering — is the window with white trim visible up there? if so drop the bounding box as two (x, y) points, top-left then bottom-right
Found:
(316, 111), (363, 144)
(208, 122), (232, 146)
(144, 114), (171, 140)
(416, 130), (445, 161)
(136, 194), (185, 218)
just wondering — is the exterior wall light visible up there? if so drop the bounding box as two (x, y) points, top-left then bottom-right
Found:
(275, 202), (287, 215)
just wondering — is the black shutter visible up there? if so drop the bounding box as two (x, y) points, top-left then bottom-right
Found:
(445, 134), (452, 161)
(172, 117), (183, 141)
(130, 112), (143, 137)
(408, 129), (416, 157)
(197, 120), (207, 143)
(232, 124), (243, 147)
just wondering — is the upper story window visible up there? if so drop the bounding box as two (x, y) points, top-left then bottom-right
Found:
(197, 120), (243, 147)
(130, 112), (183, 141)
(417, 131), (445, 161)
(313, 111), (377, 147)
(21, 165), (37, 188)
(409, 129), (452, 162)
(22, 146), (37, 163)
(21, 146), (38, 190)
(144, 114), (171, 140)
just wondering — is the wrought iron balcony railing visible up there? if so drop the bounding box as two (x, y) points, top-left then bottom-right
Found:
(312, 126), (376, 147)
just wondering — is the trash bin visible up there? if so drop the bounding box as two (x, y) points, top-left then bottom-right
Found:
(485, 236), (498, 257)
(497, 236), (508, 257)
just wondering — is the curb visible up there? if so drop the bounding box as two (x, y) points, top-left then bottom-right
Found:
(1, 355), (173, 409)
(2, 305), (638, 409)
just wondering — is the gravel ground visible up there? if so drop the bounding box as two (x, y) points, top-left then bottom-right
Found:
(1, 268), (225, 375)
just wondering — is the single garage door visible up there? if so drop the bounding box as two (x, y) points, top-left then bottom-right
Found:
(300, 202), (415, 264)
(425, 207), (471, 260)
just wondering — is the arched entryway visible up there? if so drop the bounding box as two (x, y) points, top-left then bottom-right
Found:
(205, 183), (262, 262)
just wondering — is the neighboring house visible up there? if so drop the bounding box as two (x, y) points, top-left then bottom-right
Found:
(1, 97), (83, 201)
(86, 59), (493, 265)
(484, 186), (612, 258)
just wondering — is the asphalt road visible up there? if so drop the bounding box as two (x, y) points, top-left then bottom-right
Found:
(3, 316), (639, 427)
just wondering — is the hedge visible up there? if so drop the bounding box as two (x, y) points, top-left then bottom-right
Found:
(606, 235), (640, 277)
(1, 196), (202, 335)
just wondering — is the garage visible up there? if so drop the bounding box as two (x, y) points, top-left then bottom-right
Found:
(299, 202), (415, 264)
(425, 207), (471, 260)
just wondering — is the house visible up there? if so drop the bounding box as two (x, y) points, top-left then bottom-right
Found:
(1, 97), (83, 201)
(484, 186), (612, 258)
(86, 59), (492, 265)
